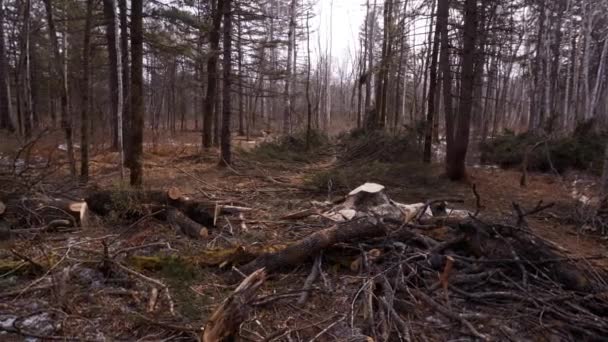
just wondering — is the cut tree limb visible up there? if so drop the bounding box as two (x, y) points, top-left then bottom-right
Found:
(238, 217), (383, 277)
(202, 268), (266, 342)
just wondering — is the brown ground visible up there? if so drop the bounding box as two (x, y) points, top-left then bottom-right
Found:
(1, 130), (607, 340)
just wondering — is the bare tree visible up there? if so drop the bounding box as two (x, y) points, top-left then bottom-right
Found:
(129, 0), (144, 186)
(80, 0), (94, 182)
(203, 0), (221, 148)
(219, 0), (233, 166)
(0, 0), (14, 132)
(43, 0), (76, 176)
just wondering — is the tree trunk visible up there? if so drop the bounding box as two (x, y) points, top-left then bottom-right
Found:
(306, 11), (312, 149)
(22, 0), (33, 139)
(438, 0), (452, 160)
(219, 0), (232, 166)
(446, 0), (478, 181)
(129, 0), (144, 186)
(423, 0), (441, 163)
(237, 12), (244, 136)
(119, 0), (131, 167)
(203, 0), (221, 148)
(80, 0), (94, 182)
(0, 0), (14, 132)
(282, 0), (296, 134)
(103, 0), (120, 150)
(103, 0), (125, 178)
(43, 0), (76, 176)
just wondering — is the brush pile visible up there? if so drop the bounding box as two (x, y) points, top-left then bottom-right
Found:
(229, 183), (608, 341)
(2, 180), (608, 341)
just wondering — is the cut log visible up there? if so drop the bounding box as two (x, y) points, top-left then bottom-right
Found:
(85, 189), (215, 227)
(166, 208), (208, 239)
(238, 217), (384, 276)
(202, 268), (266, 342)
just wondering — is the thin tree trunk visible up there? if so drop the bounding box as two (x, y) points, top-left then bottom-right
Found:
(423, 0), (441, 163)
(80, 0), (93, 182)
(439, 0), (452, 159)
(237, 11), (244, 136)
(23, 0), (33, 138)
(129, 0), (144, 186)
(219, 0), (232, 166)
(118, 0), (130, 166)
(0, 0), (15, 132)
(43, 0), (76, 176)
(306, 11), (312, 149)
(203, 0), (221, 148)
(282, 0), (296, 134)
(103, 0), (120, 150)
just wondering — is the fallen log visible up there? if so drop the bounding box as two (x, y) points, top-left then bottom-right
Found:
(238, 217), (383, 276)
(165, 208), (208, 239)
(85, 189), (215, 228)
(202, 268), (266, 342)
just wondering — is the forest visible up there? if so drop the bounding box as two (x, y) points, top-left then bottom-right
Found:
(2, 0), (608, 340)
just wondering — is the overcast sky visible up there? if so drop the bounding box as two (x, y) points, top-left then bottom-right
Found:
(311, 0), (367, 69)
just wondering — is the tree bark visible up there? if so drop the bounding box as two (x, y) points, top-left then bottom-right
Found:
(103, 0), (120, 150)
(80, 0), (94, 182)
(237, 11), (244, 136)
(22, 0), (33, 139)
(438, 0), (452, 160)
(423, 0), (441, 163)
(203, 0), (221, 148)
(306, 11), (312, 149)
(238, 217), (382, 276)
(446, 0), (478, 181)
(43, 0), (76, 176)
(219, 0), (232, 166)
(282, 0), (296, 134)
(118, 0), (131, 166)
(0, 0), (14, 132)
(129, 0), (144, 186)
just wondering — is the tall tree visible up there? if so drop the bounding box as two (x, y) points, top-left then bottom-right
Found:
(282, 0), (297, 134)
(0, 0), (14, 132)
(43, 0), (76, 176)
(219, 0), (232, 165)
(118, 0), (130, 165)
(103, 0), (120, 150)
(203, 0), (221, 148)
(129, 0), (144, 186)
(423, 0), (441, 163)
(22, 0), (33, 138)
(446, 0), (479, 180)
(80, 0), (94, 181)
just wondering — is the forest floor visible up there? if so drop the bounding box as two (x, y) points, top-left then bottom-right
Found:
(1, 130), (608, 341)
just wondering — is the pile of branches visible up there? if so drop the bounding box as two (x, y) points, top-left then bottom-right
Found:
(337, 130), (417, 166)
(224, 184), (608, 341)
